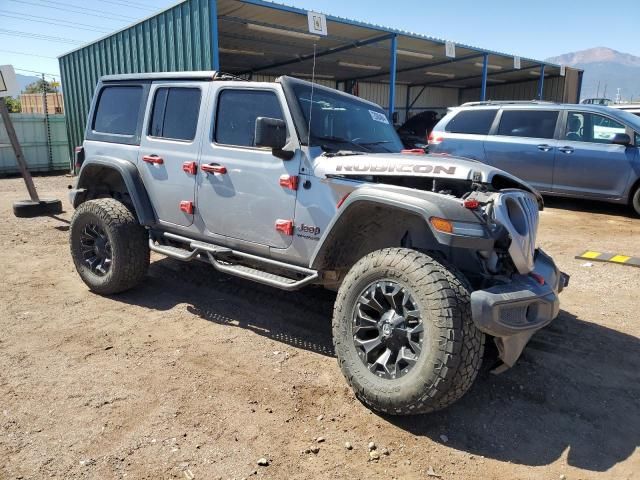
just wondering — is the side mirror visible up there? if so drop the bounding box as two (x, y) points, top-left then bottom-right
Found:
(611, 133), (631, 146)
(255, 117), (293, 159)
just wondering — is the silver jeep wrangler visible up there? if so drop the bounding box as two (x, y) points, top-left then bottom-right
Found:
(69, 72), (567, 414)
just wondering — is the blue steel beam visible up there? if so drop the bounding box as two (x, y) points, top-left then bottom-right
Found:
(480, 53), (488, 101)
(537, 64), (546, 100)
(237, 33), (395, 75)
(388, 34), (397, 119)
(210, 0), (220, 70)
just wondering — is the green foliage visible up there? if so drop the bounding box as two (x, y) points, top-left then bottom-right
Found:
(4, 97), (21, 113)
(24, 79), (58, 94)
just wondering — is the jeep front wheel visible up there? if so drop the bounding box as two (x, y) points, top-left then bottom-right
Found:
(333, 248), (484, 415)
(70, 199), (149, 295)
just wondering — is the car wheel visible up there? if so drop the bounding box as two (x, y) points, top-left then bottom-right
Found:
(631, 185), (640, 217)
(70, 198), (149, 295)
(333, 248), (485, 415)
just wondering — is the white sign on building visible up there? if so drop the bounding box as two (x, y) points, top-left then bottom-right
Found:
(307, 11), (328, 36)
(514, 56), (521, 69)
(445, 41), (456, 58)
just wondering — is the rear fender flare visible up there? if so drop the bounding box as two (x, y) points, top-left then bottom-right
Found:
(75, 157), (156, 226)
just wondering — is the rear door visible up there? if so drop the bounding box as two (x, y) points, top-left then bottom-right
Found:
(138, 82), (207, 227)
(430, 108), (497, 160)
(483, 108), (560, 192)
(196, 85), (300, 248)
(553, 110), (634, 199)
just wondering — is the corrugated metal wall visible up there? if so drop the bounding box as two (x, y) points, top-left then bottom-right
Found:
(0, 114), (69, 175)
(58, 0), (212, 159)
(460, 76), (567, 104)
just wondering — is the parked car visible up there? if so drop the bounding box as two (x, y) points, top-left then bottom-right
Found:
(396, 110), (440, 150)
(581, 98), (613, 106)
(69, 73), (567, 415)
(429, 101), (640, 215)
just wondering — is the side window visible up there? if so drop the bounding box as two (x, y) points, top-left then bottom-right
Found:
(564, 112), (626, 144)
(93, 86), (143, 135)
(149, 87), (201, 141)
(497, 110), (559, 139)
(215, 90), (285, 147)
(445, 109), (497, 135)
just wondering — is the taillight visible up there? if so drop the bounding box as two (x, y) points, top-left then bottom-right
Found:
(74, 146), (85, 171)
(428, 132), (444, 145)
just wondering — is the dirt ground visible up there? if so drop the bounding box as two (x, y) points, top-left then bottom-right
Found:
(0, 175), (638, 480)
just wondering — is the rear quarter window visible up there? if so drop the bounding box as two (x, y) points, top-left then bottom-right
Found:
(445, 109), (497, 135)
(93, 86), (143, 136)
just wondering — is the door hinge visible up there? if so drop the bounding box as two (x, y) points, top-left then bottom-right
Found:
(279, 174), (299, 191)
(182, 161), (197, 175)
(179, 201), (194, 215)
(275, 219), (294, 236)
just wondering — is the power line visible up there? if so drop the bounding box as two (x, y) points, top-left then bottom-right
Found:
(0, 49), (57, 59)
(0, 11), (111, 34)
(94, 0), (157, 12)
(0, 28), (83, 45)
(14, 67), (60, 78)
(38, 0), (138, 20)
(8, 0), (138, 23)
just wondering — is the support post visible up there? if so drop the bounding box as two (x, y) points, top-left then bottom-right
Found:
(404, 85), (411, 122)
(0, 99), (39, 202)
(480, 53), (488, 101)
(537, 64), (546, 100)
(210, 0), (220, 71)
(388, 34), (397, 121)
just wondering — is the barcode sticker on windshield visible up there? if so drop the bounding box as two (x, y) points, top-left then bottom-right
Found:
(369, 110), (389, 124)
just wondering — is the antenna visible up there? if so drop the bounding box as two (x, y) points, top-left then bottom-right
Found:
(306, 43), (317, 146)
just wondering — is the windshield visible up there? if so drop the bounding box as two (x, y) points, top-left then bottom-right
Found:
(291, 83), (404, 154)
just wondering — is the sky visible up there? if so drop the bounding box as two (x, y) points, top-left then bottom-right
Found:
(2, 0), (639, 82)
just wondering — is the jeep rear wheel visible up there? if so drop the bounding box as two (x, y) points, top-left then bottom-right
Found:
(333, 248), (484, 415)
(70, 199), (149, 295)
(631, 184), (640, 217)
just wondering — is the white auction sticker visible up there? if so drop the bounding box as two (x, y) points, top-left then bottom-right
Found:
(369, 110), (389, 124)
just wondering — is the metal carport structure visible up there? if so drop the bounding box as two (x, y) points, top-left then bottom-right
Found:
(59, 0), (582, 159)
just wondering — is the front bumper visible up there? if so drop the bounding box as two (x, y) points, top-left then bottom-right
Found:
(470, 249), (568, 366)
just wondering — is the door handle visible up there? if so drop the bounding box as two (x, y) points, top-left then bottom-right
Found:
(558, 146), (574, 154)
(142, 154), (164, 164)
(537, 144), (553, 152)
(201, 163), (227, 174)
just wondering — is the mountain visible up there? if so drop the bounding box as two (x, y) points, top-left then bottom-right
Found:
(546, 47), (640, 102)
(15, 74), (40, 94)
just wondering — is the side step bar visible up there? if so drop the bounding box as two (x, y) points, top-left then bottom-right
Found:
(149, 232), (319, 291)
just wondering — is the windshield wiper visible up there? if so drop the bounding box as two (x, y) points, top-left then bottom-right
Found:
(312, 135), (372, 153)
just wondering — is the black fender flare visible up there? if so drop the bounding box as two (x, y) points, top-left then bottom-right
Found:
(75, 157), (156, 226)
(309, 186), (494, 271)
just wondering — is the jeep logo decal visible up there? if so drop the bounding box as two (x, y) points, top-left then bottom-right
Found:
(298, 223), (321, 235)
(335, 163), (457, 175)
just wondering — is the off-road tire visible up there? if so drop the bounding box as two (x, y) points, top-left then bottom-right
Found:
(70, 199), (149, 295)
(631, 185), (640, 217)
(333, 248), (485, 415)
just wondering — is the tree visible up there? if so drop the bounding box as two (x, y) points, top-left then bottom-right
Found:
(24, 79), (58, 94)
(4, 97), (21, 113)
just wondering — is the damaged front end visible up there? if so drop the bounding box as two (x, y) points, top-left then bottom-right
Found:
(315, 152), (568, 369)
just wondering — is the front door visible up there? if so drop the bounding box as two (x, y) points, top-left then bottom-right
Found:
(483, 109), (560, 193)
(138, 82), (207, 227)
(553, 111), (635, 199)
(197, 86), (300, 249)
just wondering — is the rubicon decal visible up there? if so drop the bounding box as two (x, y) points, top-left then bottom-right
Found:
(335, 163), (457, 175)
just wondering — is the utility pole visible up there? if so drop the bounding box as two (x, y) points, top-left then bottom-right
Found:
(42, 74), (53, 170)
